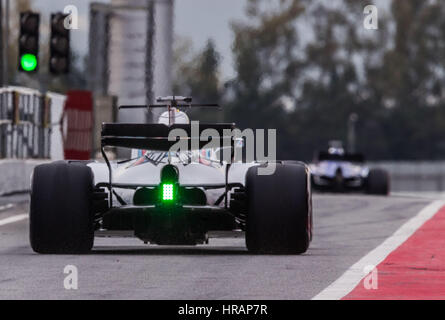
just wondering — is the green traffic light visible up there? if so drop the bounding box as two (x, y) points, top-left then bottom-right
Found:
(20, 53), (37, 72)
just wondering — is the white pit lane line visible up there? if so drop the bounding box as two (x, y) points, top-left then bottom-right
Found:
(312, 199), (445, 300)
(0, 213), (28, 226)
(0, 204), (14, 212)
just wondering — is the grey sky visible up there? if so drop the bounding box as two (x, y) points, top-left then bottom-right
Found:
(175, 0), (247, 80)
(32, 0), (247, 79)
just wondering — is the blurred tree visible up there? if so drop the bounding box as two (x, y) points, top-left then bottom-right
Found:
(172, 1), (445, 161)
(289, 1), (363, 159)
(227, 0), (305, 159)
(365, 0), (445, 159)
(226, 0), (445, 161)
(190, 39), (221, 104)
(172, 35), (195, 94)
(173, 37), (223, 122)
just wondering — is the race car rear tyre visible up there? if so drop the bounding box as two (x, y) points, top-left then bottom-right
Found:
(366, 168), (389, 195)
(245, 163), (311, 254)
(30, 161), (95, 254)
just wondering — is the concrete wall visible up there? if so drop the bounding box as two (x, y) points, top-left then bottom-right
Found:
(0, 159), (49, 195)
(2, 160), (445, 196)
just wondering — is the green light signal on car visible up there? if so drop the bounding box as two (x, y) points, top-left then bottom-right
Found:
(162, 184), (174, 201)
(20, 53), (38, 72)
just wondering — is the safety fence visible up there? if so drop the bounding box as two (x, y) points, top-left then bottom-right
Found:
(0, 87), (51, 159)
(0, 87), (96, 195)
(0, 87), (96, 161)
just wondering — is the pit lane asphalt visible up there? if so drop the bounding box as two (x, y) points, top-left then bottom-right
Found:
(0, 193), (431, 299)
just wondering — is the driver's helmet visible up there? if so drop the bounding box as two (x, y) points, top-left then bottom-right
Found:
(158, 109), (190, 125)
(328, 140), (345, 155)
(328, 147), (345, 155)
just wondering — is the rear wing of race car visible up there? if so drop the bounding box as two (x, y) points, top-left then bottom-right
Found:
(317, 151), (365, 163)
(101, 122), (236, 151)
(119, 95), (221, 111)
(104, 96), (233, 151)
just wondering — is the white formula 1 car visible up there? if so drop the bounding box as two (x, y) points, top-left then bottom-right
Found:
(30, 96), (313, 254)
(309, 142), (389, 195)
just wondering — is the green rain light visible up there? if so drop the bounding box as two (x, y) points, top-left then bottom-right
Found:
(20, 54), (38, 72)
(162, 184), (174, 201)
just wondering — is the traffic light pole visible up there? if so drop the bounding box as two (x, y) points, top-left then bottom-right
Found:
(0, 0), (10, 86)
(0, 0), (9, 86)
(4, 0), (8, 84)
(0, 0), (4, 87)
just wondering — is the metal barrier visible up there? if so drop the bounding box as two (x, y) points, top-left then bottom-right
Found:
(0, 86), (51, 159)
(370, 161), (445, 192)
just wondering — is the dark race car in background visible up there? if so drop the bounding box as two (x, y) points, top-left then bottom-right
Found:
(309, 145), (389, 195)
